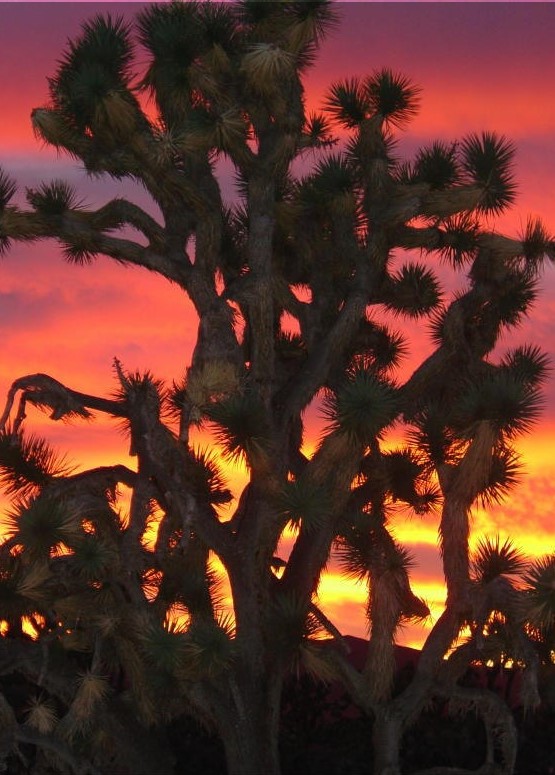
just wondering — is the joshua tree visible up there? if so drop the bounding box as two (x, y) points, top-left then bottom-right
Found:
(0, 2), (553, 773)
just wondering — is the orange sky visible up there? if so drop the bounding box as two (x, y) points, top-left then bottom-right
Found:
(1, 2), (555, 647)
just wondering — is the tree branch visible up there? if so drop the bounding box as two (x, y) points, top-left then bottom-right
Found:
(0, 374), (127, 433)
(90, 198), (165, 246)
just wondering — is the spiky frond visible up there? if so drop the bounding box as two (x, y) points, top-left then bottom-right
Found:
(141, 618), (187, 674)
(427, 304), (451, 348)
(189, 448), (232, 505)
(521, 216), (554, 267)
(345, 129), (399, 175)
(323, 370), (399, 444)
(198, 2), (238, 51)
(68, 534), (118, 580)
(275, 331), (307, 364)
(460, 132), (517, 214)
(16, 561), (53, 604)
(113, 367), (165, 416)
(436, 212), (480, 266)
(408, 409), (455, 467)
(381, 449), (428, 509)
(335, 519), (378, 584)
(522, 556), (555, 631)
(412, 141), (459, 189)
(286, 0), (339, 63)
(51, 15), (135, 132)
(31, 107), (84, 152)
(6, 496), (81, 558)
(302, 112), (337, 148)
(0, 429), (73, 499)
(500, 344), (550, 388)
(0, 169), (16, 209)
(472, 536), (526, 584)
(324, 78), (368, 128)
(0, 550), (42, 625)
(137, 2), (205, 121)
(384, 263), (442, 318)
(351, 321), (407, 372)
(300, 154), (357, 214)
(204, 392), (270, 465)
(26, 180), (83, 216)
(62, 237), (99, 266)
(476, 446), (522, 506)
(238, 0), (281, 27)
(138, 1), (204, 66)
(337, 516), (415, 586)
(364, 68), (420, 129)
(278, 475), (331, 533)
(159, 553), (223, 615)
(454, 371), (544, 439)
(61, 14), (133, 85)
(181, 618), (234, 679)
(268, 591), (322, 655)
(181, 360), (240, 412)
(489, 268), (538, 328)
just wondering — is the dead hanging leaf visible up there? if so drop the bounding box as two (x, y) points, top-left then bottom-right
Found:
(186, 361), (240, 408)
(25, 697), (58, 734)
(72, 671), (110, 721)
(104, 92), (137, 132)
(241, 44), (295, 87)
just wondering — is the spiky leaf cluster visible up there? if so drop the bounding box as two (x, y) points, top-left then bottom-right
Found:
(377, 449), (439, 514)
(140, 618), (186, 675)
(267, 591), (322, 656)
(325, 68), (420, 130)
(278, 475), (331, 532)
(460, 132), (517, 214)
(26, 180), (82, 216)
(187, 448), (232, 506)
(181, 617), (234, 679)
(471, 536), (526, 584)
(436, 213), (481, 266)
(204, 391), (270, 464)
(0, 548), (51, 627)
(349, 321), (407, 372)
(364, 68), (421, 129)
(6, 496), (81, 559)
(335, 512), (382, 583)
(384, 263), (442, 318)
(336, 513), (418, 600)
(0, 429), (72, 499)
(522, 216), (555, 266)
(299, 154), (358, 216)
(500, 345), (550, 388)
(454, 371), (543, 439)
(475, 447), (522, 506)
(50, 14), (136, 135)
(0, 169), (16, 210)
(522, 556), (555, 632)
(412, 141), (459, 190)
(323, 370), (399, 444)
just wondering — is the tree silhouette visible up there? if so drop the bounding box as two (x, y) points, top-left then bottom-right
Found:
(0, 2), (553, 773)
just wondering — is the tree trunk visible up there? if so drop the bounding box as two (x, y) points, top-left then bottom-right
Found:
(218, 672), (282, 775)
(372, 708), (403, 775)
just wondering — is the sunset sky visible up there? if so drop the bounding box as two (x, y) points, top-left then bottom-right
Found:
(1, 2), (554, 647)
